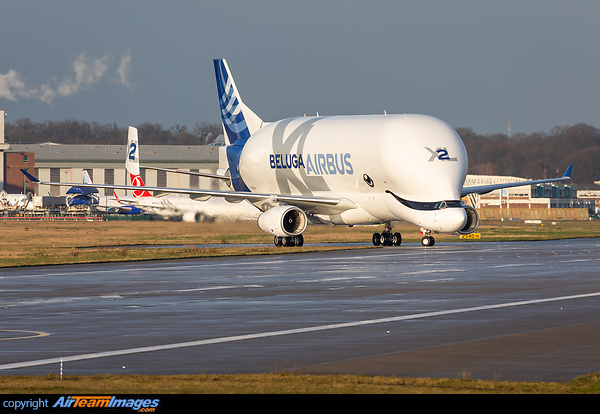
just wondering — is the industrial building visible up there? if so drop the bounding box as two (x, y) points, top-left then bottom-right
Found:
(9, 142), (224, 197)
(465, 174), (595, 212)
(0, 109), (226, 199)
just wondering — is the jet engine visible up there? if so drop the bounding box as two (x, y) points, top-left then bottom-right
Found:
(258, 205), (307, 237)
(458, 205), (479, 234)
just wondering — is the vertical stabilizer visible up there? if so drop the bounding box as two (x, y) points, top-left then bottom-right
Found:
(214, 59), (264, 146)
(82, 170), (93, 184)
(214, 59), (263, 191)
(126, 126), (152, 197)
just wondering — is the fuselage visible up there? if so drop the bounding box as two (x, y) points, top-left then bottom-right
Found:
(239, 114), (470, 233)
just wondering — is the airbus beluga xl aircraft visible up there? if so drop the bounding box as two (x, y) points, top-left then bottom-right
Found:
(22, 59), (572, 247)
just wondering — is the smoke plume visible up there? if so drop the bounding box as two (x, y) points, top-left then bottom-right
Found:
(0, 51), (134, 104)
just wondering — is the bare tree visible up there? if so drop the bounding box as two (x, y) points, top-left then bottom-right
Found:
(193, 121), (221, 145)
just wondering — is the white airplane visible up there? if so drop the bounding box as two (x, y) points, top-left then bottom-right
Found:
(0, 190), (33, 210)
(114, 126), (260, 222)
(22, 59), (572, 247)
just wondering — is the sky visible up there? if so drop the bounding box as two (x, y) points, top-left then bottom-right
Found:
(1, 1), (599, 135)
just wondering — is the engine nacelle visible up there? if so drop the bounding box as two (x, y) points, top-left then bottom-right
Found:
(258, 206), (308, 237)
(458, 205), (479, 234)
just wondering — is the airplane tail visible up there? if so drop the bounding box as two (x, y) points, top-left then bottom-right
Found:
(214, 59), (264, 191)
(82, 170), (93, 184)
(126, 126), (152, 198)
(214, 59), (264, 146)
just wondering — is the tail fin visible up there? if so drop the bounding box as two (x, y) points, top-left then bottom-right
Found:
(214, 59), (264, 146)
(126, 126), (152, 198)
(82, 170), (93, 184)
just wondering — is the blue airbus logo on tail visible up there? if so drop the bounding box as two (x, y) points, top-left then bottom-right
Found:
(214, 59), (251, 192)
(214, 59), (251, 144)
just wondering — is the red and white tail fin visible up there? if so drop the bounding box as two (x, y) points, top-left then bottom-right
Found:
(126, 126), (152, 197)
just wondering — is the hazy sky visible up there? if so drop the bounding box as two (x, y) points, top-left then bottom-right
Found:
(1, 1), (599, 135)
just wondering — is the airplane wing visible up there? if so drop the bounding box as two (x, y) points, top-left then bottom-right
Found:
(21, 169), (357, 215)
(461, 165), (572, 197)
(140, 165), (230, 182)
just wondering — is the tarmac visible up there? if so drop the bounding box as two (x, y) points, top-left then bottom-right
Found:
(1, 238), (599, 382)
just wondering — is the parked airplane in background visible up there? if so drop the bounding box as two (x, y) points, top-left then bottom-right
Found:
(116, 126), (260, 222)
(76, 170), (142, 214)
(0, 191), (33, 210)
(22, 59), (572, 246)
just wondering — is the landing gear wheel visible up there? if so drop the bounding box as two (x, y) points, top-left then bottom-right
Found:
(392, 232), (402, 246)
(282, 236), (296, 247)
(275, 235), (304, 247)
(372, 233), (381, 246)
(380, 232), (391, 246)
(421, 236), (435, 247)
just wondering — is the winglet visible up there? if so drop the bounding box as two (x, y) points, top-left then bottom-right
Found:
(20, 169), (40, 183)
(563, 165), (572, 179)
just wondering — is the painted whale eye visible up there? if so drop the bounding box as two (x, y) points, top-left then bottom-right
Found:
(363, 174), (374, 187)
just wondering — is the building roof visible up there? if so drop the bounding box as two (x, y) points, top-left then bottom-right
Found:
(8, 142), (219, 164)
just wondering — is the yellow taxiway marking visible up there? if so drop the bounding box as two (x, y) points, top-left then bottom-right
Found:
(0, 330), (51, 341)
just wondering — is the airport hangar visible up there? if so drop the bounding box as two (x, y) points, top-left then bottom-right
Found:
(2, 141), (228, 198)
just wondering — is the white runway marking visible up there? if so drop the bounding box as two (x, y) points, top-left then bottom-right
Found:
(2, 291), (599, 371)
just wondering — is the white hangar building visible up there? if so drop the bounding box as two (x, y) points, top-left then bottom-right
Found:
(10, 142), (225, 197)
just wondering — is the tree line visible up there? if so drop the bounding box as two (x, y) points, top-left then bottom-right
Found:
(5, 118), (600, 184)
(457, 123), (600, 185)
(4, 118), (222, 146)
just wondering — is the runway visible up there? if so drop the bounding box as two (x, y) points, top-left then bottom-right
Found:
(1, 238), (600, 382)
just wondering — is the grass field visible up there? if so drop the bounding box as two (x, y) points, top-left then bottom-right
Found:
(2, 217), (600, 393)
(1, 373), (600, 394)
(2, 217), (600, 268)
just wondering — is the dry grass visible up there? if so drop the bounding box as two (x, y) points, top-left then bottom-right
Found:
(1, 373), (600, 394)
(2, 218), (600, 268)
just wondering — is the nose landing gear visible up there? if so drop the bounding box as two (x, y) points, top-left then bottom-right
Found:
(420, 235), (435, 246)
(420, 228), (435, 247)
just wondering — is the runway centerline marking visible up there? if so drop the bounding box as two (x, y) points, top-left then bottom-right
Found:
(1, 291), (599, 371)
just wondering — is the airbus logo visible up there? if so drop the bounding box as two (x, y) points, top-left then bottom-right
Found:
(270, 153), (354, 175)
(425, 147), (457, 162)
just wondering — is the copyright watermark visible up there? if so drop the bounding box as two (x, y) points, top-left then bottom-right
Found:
(3, 398), (49, 411)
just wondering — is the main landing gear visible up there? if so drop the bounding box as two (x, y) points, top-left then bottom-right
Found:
(274, 234), (304, 247)
(372, 223), (402, 247)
